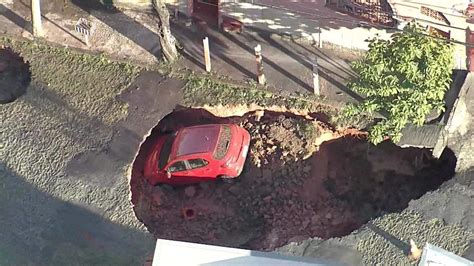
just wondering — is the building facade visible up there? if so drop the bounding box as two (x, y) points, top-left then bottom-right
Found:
(388, 0), (473, 70)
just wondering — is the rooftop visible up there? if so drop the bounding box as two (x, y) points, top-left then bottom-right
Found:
(173, 124), (221, 158)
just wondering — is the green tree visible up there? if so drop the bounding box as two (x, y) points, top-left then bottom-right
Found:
(343, 24), (454, 144)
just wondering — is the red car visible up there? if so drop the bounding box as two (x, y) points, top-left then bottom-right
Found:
(144, 124), (251, 186)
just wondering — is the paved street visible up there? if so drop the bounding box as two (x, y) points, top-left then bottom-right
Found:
(0, 51), (184, 264)
(1, 0), (474, 265)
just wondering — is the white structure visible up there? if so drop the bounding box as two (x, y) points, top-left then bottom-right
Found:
(419, 243), (474, 266)
(152, 239), (333, 265)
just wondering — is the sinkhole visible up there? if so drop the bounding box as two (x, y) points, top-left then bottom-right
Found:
(130, 107), (456, 250)
(0, 47), (30, 104)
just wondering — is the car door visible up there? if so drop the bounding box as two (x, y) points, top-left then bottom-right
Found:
(167, 160), (190, 183)
(187, 158), (212, 179)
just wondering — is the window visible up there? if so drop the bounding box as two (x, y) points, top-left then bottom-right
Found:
(158, 133), (176, 170)
(188, 159), (209, 169)
(213, 125), (232, 160)
(420, 6), (450, 25)
(168, 161), (187, 173)
(427, 26), (450, 39)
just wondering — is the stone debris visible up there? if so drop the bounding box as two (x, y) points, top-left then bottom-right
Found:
(184, 186), (196, 198)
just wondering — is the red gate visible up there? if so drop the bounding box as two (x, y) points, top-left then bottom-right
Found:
(190, 0), (219, 26)
(467, 27), (474, 72)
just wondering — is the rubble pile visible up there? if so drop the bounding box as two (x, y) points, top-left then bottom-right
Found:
(241, 114), (321, 167)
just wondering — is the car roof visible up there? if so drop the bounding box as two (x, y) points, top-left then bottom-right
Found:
(171, 124), (222, 159)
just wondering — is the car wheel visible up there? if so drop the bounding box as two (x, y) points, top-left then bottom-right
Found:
(218, 175), (236, 184)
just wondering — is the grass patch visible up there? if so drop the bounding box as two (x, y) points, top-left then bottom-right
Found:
(0, 36), (141, 125)
(182, 74), (338, 116)
(179, 73), (367, 129)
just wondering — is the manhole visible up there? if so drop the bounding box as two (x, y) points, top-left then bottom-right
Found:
(130, 108), (456, 250)
(0, 47), (30, 104)
(182, 207), (196, 220)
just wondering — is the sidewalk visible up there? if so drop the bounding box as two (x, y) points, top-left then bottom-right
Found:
(0, 0), (361, 103)
(0, 0), (162, 65)
(172, 18), (360, 102)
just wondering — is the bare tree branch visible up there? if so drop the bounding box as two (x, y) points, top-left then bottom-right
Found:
(152, 0), (178, 62)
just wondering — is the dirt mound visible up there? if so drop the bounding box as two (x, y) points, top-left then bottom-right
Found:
(130, 108), (456, 251)
(243, 112), (326, 167)
(0, 47), (30, 104)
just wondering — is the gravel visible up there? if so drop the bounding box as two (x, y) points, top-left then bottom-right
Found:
(358, 211), (473, 265)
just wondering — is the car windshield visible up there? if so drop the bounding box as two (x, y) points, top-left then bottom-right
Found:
(158, 133), (175, 170)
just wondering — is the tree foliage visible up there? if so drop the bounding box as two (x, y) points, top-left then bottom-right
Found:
(343, 24), (454, 144)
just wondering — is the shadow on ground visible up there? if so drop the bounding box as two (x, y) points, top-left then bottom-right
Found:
(172, 18), (360, 101)
(0, 163), (153, 265)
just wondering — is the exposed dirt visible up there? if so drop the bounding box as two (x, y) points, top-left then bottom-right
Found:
(0, 47), (30, 104)
(131, 108), (456, 251)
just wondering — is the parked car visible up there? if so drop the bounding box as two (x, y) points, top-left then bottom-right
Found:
(144, 124), (251, 186)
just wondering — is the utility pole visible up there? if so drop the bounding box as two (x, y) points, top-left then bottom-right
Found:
(31, 0), (43, 37)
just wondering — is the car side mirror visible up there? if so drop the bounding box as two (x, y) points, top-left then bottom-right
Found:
(166, 169), (172, 179)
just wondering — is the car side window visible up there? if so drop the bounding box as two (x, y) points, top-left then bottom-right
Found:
(188, 159), (209, 169)
(168, 161), (187, 173)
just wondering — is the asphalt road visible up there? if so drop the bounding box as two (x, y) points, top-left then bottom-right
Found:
(0, 71), (184, 265)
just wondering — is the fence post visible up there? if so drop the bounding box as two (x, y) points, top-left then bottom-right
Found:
(203, 37), (211, 72)
(311, 56), (320, 95)
(254, 44), (266, 85)
(31, 0), (43, 37)
(318, 26), (322, 48)
(340, 31), (344, 51)
(217, 0), (223, 29)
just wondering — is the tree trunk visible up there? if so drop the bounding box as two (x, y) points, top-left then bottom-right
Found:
(152, 0), (178, 62)
(31, 0), (43, 37)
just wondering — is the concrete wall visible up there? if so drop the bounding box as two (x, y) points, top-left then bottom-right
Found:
(110, 0), (179, 9)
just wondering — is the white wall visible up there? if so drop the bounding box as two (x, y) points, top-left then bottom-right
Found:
(153, 239), (329, 265)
